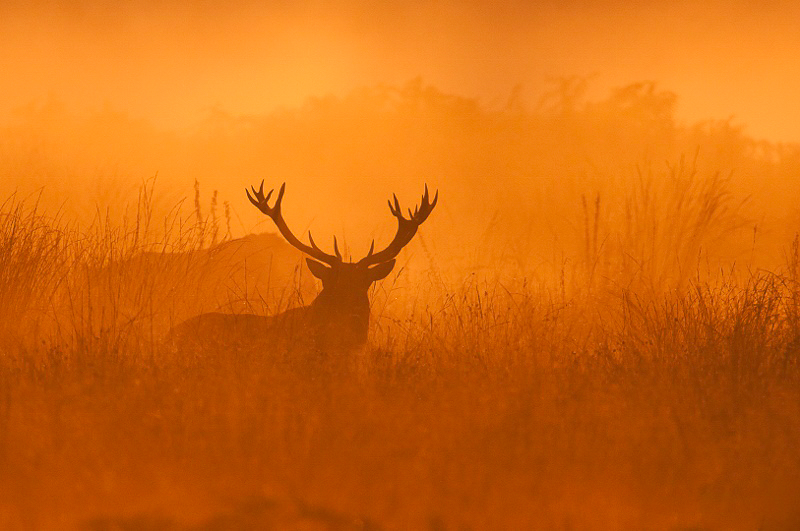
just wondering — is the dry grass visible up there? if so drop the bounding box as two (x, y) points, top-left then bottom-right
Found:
(1, 178), (799, 531)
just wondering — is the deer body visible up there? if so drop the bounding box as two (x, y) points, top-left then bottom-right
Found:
(169, 182), (436, 355)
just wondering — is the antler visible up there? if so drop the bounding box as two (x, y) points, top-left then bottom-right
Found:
(359, 184), (438, 266)
(246, 181), (342, 265)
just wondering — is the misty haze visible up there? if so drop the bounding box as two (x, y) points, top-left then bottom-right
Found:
(1, 2), (800, 529)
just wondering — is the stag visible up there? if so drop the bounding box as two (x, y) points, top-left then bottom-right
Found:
(169, 181), (437, 355)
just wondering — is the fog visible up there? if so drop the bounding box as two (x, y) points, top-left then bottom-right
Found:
(2, 0), (800, 141)
(4, 3), (800, 528)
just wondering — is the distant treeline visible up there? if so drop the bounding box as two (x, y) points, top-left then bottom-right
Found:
(1, 78), (799, 275)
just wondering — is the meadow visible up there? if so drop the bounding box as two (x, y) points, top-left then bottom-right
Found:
(1, 80), (799, 529)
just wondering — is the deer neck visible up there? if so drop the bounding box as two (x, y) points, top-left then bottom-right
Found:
(309, 289), (370, 348)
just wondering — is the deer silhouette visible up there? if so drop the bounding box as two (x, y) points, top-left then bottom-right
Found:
(169, 181), (437, 354)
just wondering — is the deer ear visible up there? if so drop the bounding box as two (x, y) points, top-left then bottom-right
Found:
(306, 258), (333, 280)
(367, 259), (396, 282)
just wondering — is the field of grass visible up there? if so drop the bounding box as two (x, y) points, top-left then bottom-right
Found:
(1, 80), (800, 529)
(1, 178), (799, 531)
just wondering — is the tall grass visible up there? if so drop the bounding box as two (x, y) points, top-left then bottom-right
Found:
(0, 193), (70, 347)
(576, 153), (748, 296)
(1, 179), (799, 530)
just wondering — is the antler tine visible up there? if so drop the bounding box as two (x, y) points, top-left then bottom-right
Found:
(245, 182), (257, 200)
(247, 181), (341, 266)
(308, 231), (321, 252)
(390, 194), (401, 217)
(333, 236), (342, 259)
(246, 180), (278, 215)
(358, 184), (438, 266)
(275, 182), (286, 208)
(419, 188), (439, 220)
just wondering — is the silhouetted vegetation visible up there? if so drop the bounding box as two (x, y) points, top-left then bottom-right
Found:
(2, 78), (799, 276)
(1, 80), (800, 528)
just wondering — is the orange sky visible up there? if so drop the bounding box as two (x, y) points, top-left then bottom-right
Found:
(2, 0), (799, 142)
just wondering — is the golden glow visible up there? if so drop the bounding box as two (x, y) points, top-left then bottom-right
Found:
(2, 2), (800, 140)
(1, 2), (800, 529)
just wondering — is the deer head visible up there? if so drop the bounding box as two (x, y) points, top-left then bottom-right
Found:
(246, 181), (437, 349)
